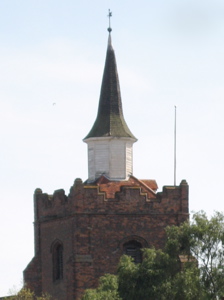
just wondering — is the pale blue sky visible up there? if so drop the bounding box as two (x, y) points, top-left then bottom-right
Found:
(1, 0), (224, 296)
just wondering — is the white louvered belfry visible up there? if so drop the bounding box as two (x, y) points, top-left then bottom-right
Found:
(85, 137), (135, 182)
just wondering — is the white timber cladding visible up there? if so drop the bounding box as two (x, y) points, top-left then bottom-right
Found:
(85, 137), (134, 181)
(95, 142), (109, 177)
(110, 140), (125, 179)
(88, 146), (95, 181)
(126, 143), (133, 177)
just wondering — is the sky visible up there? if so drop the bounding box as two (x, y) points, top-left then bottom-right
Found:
(1, 0), (224, 296)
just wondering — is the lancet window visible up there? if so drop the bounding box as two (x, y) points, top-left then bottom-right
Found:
(52, 241), (63, 281)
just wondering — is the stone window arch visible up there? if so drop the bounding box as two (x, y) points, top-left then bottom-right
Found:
(51, 240), (63, 281)
(123, 240), (143, 263)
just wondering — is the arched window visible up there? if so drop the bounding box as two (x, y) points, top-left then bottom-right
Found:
(52, 242), (63, 281)
(123, 240), (142, 263)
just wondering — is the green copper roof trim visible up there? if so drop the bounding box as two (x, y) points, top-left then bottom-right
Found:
(84, 34), (137, 140)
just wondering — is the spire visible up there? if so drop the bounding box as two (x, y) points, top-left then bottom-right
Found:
(84, 32), (136, 140)
(83, 16), (137, 182)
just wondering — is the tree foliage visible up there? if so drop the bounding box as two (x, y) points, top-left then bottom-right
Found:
(81, 274), (121, 300)
(117, 248), (200, 300)
(82, 211), (224, 300)
(166, 211), (224, 299)
(8, 288), (53, 300)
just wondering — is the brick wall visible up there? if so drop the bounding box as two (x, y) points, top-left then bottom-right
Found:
(24, 176), (189, 300)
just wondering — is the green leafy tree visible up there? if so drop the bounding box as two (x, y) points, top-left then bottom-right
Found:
(82, 249), (200, 300)
(166, 211), (224, 299)
(81, 274), (121, 300)
(117, 248), (200, 300)
(8, 288), (53, 300)
(82, 211), (224, 300)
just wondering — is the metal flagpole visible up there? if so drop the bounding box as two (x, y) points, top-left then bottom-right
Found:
(174, 106), (177, 186)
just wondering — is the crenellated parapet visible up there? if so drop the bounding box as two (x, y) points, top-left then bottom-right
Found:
(34, 176), (189, 222)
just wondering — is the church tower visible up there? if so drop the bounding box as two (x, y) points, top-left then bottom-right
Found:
(23, 24), (189, 300)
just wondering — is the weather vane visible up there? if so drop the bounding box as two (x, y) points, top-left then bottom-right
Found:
(108, 9), (112, 33)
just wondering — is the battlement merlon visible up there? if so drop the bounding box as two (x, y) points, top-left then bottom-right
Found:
(156, 179), (189, 220)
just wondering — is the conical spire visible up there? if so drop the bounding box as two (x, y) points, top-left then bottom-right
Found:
(84, 29), (137, 182)
(84, 34), (136, 140)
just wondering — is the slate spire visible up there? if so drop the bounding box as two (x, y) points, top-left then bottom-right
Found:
(84, 33), (136, 140)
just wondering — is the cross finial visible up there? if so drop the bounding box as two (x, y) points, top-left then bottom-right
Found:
(107, 9), (112, 33)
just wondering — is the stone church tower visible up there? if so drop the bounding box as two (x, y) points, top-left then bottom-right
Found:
(24, 30), (189, 300)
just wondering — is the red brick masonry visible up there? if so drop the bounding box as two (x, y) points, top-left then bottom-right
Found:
(24, 175), (189, 300)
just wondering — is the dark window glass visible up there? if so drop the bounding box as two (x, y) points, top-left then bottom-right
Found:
(123, 240), (142, 263)
(53, 243), (63, 281)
